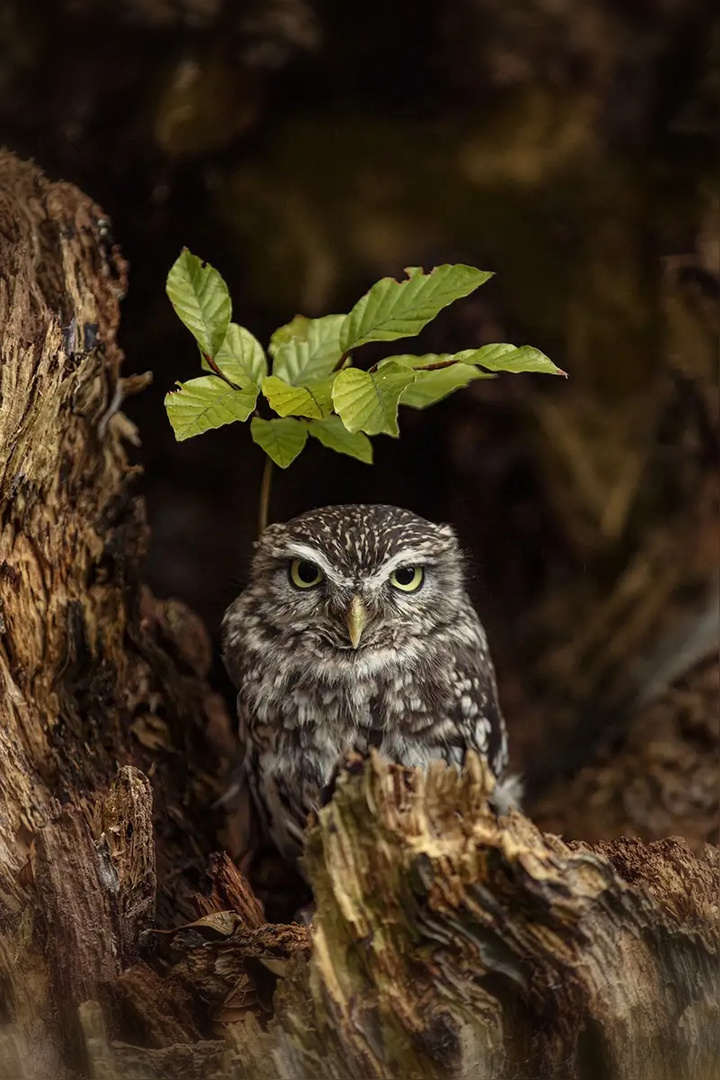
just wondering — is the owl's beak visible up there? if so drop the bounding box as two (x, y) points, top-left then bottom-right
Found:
(346, 595), (367, 649)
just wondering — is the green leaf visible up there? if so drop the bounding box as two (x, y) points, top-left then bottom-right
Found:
(268, 315), (311, 358)
(307, 416), (373, 463)
(332, 361), (417, 437)
(387, 357), (492, 408)
(201, 323), (267, 385)
(166, 250), (231, 357)
(340, 265), (492, 352)
(381, 342), (563, 408)
(468, 343), (566, 376)
(261, 375), (334, 419)
(165, 376), (259, 441)
(272, 315), (346, 383)
(250, 417), (308, 468)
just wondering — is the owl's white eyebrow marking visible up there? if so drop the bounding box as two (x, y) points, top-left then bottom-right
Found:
(364, 548), (438, 586)
(281, 543), (353, 585)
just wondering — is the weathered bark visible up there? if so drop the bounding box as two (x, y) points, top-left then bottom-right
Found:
(78, 756), (719, 1080)
(0, 151), (235, 1077)
(0, 152), (717, 1080)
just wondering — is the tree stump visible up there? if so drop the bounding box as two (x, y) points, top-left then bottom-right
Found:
(0, 152), (717, 1080)
(0, 151), (233, 1077)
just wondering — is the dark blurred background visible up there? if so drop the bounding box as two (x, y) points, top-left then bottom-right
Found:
(2, 0), (717, 831)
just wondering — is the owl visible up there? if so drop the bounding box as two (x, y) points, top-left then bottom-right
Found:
(221, 504), (519, 869)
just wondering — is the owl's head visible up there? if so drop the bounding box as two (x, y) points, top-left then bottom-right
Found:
(244, 504), (465, 655)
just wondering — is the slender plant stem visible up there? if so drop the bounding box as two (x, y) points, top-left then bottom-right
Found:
(258, 456), (273, 535)
(202, 352), (242, 389)
(331, 348), (353, 373)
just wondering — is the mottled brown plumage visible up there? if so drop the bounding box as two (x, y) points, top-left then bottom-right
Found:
(222, 504), (518, 870)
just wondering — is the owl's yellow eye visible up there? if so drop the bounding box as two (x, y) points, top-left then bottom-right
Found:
(289, 558), (324, 589)
(389, 565), (424, 592)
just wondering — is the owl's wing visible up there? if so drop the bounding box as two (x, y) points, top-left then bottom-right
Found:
(244, 742), (315, 871)
(433, 624), (524, 811)
(234, 690), (251, 749)
(436, 620), (509, 779)
(235, 691), (315, 869)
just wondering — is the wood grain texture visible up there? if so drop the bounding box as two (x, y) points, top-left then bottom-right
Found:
(78, 755), (719, 1080)
(0, 151), (235, 1078)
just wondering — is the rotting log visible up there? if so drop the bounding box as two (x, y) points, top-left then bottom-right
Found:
(284, 757), (719, 1080)
(0, 151), (235, 1078)
(0, 152), (717, 1080)
(81, 755), (719, 1080)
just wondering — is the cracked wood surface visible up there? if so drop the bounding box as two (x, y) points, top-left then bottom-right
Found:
(84, 756), (719, 1080)
(0, 151), (234, 1077)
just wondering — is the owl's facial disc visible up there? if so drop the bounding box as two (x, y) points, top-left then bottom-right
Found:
(264, 538), (448, 655)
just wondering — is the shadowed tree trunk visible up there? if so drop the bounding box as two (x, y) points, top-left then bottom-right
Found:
(0, 152), (717, 1080)
(0, 151), (234, 1078)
